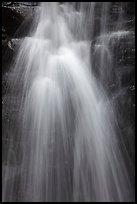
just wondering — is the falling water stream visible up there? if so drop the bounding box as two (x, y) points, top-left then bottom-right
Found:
(2, 2), (134, 202)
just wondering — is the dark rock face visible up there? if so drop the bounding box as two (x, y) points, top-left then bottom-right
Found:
(2, 6), (24, 37)
(2, 3), (36, 38)
(2, 3), (36, 81)
(93, 2), (135, 38)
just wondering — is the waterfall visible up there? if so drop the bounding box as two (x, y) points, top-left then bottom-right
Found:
(2, 2), (134, 202)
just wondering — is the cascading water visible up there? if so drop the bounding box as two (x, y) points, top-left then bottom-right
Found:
(2, 2), (134, 202)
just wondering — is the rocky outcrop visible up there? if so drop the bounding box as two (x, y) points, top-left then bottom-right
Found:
(2, 3), (36, 79)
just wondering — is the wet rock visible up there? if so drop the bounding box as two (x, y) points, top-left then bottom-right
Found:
(2, 29), (22, 75)
(112, 87), (135, 164)
(2, 6), (24, 37)
(2, 42), (14, 75)
(2, 73), (9, 96)
(112, 32), (135, 67)
(2, 2), (37, 75)
(91, 30), (135, 91)
(11, 38), (22, 50)
(2, 4), (36, 38)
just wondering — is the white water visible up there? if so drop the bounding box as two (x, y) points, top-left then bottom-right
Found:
(2, 2), (134, 202)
